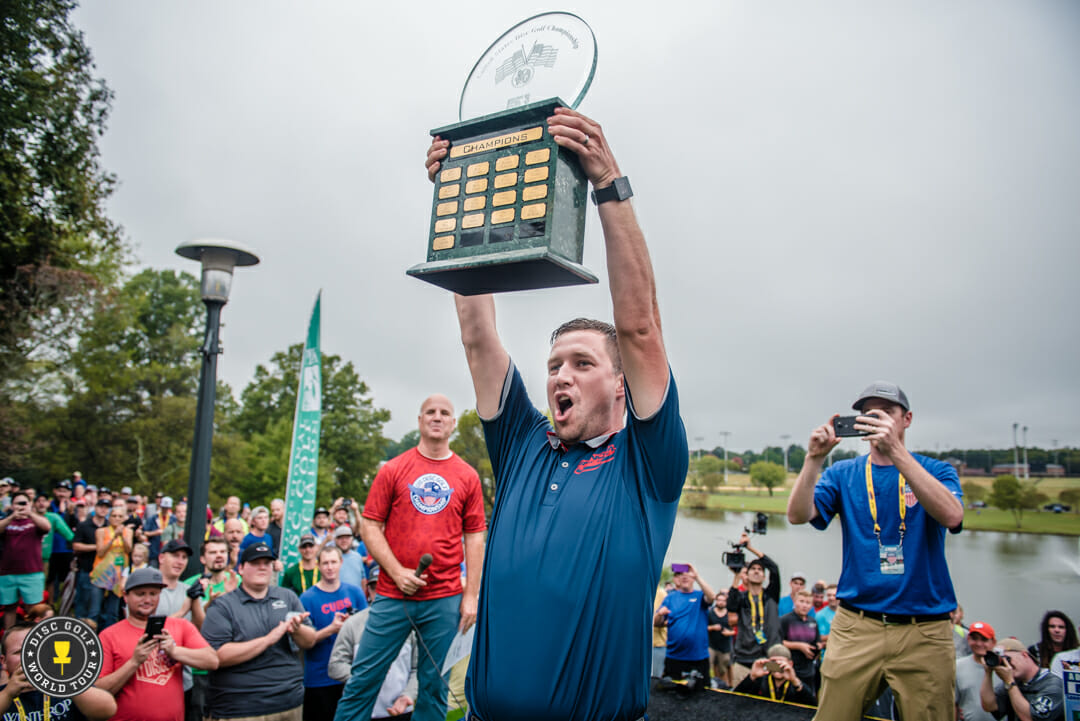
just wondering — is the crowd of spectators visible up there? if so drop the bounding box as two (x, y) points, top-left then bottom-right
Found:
(655, 537), (1077, 719)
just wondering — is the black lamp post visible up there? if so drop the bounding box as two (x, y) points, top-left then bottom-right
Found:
(175, 239), (259, 572)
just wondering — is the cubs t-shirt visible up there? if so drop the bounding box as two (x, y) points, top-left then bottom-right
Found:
(363, 448), (486, 601)
(299, 582), (367, 687)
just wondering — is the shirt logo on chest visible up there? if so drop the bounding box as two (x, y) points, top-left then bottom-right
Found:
(574, 444), (617, 474)
(408, 473), (453, 515)
(904, 489), (919, 508)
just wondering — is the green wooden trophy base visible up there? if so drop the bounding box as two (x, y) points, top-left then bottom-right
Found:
(408, 98), (597, 295)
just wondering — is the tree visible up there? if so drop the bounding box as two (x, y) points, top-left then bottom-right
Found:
(749, 461), (786, 496)
(233, 344), (390, 503)
(987, 475), (1045, 528)
(1059, 488), (1080, 513)
(961, 482), (987, 505)
(383, 430), (420, 461)
(15, 270), (206, 486)
(451, 410), (494, 512)
(691, 454), (727, 490)
(0, 0), (127, 379)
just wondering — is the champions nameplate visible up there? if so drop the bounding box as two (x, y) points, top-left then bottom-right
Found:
(407, 13), (598, 295)
(20, 617), (103, 698)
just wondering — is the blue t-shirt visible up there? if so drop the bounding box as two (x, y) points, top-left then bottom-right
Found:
(811, 453), (961, 615)
(662, 590), (710, 661)
(239, 531), (274, 558)
(339, 550), (367, 591)
(467, 362), (688, 721)
(299, 582), (367, 687)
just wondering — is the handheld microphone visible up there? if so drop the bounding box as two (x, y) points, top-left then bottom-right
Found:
(415, 553), (433, 578)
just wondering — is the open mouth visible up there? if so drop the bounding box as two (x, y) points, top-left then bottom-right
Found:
(554, 396), (573, 422)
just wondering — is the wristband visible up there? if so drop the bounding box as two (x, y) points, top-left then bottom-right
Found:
(591, 176), (633, 205)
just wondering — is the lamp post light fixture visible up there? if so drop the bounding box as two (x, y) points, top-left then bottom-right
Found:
(780, 434), (791, 474)
(175, 238), (260, 572)
(1022, 425), (1029, 481)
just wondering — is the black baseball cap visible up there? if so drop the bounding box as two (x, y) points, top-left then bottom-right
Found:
(746, 557), (766, 571)
(95, 498), (111, 508)
(298, 533), (317, 547)
(240, 542), (276, 564)
(161, 539), (192, 556)
(55, 479), (72, 490)
(313, 507), (329, 517)
(852, 381), (910, 412)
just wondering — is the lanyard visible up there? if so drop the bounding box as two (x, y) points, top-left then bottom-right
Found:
(749, 592), (764, 631)
(300, 566), (319, 592)
(767, 675), (789, 701)
(13, 696), (50, 721)
(865, 457), (906, 543)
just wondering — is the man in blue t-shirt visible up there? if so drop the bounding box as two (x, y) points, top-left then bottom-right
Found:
(300, 544), (367, 721)
(787, 381), (964, 721)
(432, 107), (689, 721)
(655, 563), (716, 685)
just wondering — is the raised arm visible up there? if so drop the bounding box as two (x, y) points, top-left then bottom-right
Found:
(453, 294), (510, 419)
(547, 108), (669, 417)
(788, 419), (840, 524)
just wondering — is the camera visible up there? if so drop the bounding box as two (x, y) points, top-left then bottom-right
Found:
(984, 650), (1006, 668)
(722, 513), (769, 571)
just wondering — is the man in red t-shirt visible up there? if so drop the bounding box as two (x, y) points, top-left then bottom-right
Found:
(333, 394), (486, 721)
(96, 568), (219, 721)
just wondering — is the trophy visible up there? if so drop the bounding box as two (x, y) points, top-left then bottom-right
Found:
(407, 12), (599, 295)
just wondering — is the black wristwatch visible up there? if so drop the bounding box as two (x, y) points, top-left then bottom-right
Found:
(591, 176), (633, 205)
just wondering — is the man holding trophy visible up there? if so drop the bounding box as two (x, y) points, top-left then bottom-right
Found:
(425, 102), (688, 720)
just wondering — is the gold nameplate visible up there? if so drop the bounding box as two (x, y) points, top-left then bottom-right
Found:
(525, 148), (550, 165)
(467, 161), (490, 177)
(522, 185), (548, 201)
(494, 172), (517, 189)
(434, 218), (457, 233)
(523, 167), (549, 183)
(462, 213), (485, 229)
(432, 235), (455, 251)
(436, 201), (458, 216)
(521, 203), (546, 220)
(495, 155), (520, 171)
(449, 126), (543, 159)
(463, 196), (486, 211)
(465, 179), (488, 194)
(439, 184), (460, 199)
(491, 209), (515, 224)
(493, 190), (516, 207)
(440, 167), (462, 182)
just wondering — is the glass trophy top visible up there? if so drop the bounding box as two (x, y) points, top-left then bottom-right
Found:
(459, 12), (597, 121)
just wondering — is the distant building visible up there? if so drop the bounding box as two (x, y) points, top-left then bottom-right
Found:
(991, 463), (1028, 476)
(1043, 464), (1065, 477)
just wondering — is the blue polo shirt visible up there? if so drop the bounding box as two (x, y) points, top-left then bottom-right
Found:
(662, 590), (710, 661)
(811, 453), (961, 615)
(467, 362), (687, 721)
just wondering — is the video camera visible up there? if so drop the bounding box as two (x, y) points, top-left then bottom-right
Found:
(722, 512), (769, 571)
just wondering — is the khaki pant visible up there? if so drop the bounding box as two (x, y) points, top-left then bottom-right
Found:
(206, 707), (301, 721)
(731, 662), (753, 687)
(814, 607), (955, 721)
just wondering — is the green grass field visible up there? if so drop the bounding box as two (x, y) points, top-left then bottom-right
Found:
(681, 474), (1080, 536)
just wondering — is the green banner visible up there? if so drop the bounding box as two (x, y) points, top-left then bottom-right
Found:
(280, 292), (321, 574)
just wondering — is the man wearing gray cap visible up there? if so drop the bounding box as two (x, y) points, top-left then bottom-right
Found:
(787, 381), (964, 721)
(97, 567), (218, 721)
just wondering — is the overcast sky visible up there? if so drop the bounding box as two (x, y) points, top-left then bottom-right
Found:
(73, 1), (1080, 454)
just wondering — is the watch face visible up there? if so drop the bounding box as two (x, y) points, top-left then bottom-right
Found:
(613, 177), (631, 199)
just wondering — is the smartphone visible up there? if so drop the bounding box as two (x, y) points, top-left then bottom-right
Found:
(832, 415), (870, 438)
(143, 615), (166, 639)
(765, 660), (783, 673)
(671, 563), (690, 574)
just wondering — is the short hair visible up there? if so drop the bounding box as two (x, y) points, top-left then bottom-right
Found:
(200, 538), (228, 556)
(2, 622), (35, 655)
(550, 318), (622, 374)
(795, 589), (814, 599)
(318, 545), (343, 562)
(826, 583), (838, 591)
